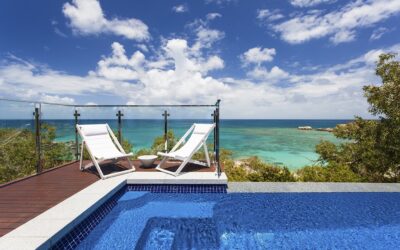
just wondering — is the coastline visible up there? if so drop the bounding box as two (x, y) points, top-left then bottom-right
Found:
(1, 119), (347, 169)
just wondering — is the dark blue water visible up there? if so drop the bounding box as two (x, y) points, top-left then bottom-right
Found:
(0, 119), (351, 168)
(76, 191), (400, 249)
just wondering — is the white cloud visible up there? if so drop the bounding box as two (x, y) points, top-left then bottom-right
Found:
(257, 9), (284, 22)
(94, 39), (224, 79)
(0, 57), (132, 101)
(194, 27), (224, 50)
(40, 94), (75, 104)
(136, 44), (149, 52)
(370, 27), (390, 40)
(289, 0), (334, 7)
(63, 0), (149, 40)
(247, 66), (289, 81)
(274, 0), (400, 44)
(3, 40), (400, 118)
(85, 102), (98, 105)
(206, 13), (222, 20)
(189, 15), (225, 51)
(330, 30), (356, 44)
(205, 0), (236, 5)
(203, 55), (224, 72)
(94, 42), (145, 81)
(172, 4), (188, 13)
(241, 47), (276, 65)
(54, 27), (68, 38)
(51, 20), (68, 38)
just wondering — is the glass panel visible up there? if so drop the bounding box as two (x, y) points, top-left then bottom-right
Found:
(40, 103), (76, 170)
(123, 107), (165, 156)
(0, 99), (36, 184)
(167, 106), (216, 147)
(78, 106), (119, 129)
(0, 101), (217, 184)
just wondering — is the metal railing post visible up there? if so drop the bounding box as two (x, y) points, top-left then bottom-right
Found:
(215, 99), (221, 177)
(74, 109), (80, 160)
(162, 110), (170, 152)
(34, 104), (42, 174)
(212, 110), (216, 159)
(116, 110), (123, 143)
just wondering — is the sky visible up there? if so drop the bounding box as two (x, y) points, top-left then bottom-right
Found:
(0, 0), (400, 119)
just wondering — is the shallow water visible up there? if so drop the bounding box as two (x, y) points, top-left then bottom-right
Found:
(76, 191), (400, 249)
(0, 119), (348, 169)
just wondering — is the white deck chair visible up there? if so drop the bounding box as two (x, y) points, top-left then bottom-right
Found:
(76, 124), (135, 179)
(156, 123), (215, 176)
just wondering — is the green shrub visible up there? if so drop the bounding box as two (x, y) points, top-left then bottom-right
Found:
(0, 124), (74, 184)
(224, 159), (249, 181)
(296, 164), (362, 182)
(224, 156), (295, 182)
(296, 166), (328, 182)
(244, 156), (295, 182)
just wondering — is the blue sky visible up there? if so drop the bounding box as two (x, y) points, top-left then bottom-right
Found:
(0, 0), (399, 118)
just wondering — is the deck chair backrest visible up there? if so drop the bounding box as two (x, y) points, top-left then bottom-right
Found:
(79, 124), (109, 137)
(78, 124), (121, 159)
(175, 124), (214, 156)
(192, 124), (214, 135)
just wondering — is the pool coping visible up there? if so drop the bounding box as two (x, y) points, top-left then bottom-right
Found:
(228, 182), (400, 193)
(2, 177), (400, 249)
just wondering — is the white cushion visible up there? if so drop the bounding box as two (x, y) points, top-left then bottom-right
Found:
(78, 124), (126, 159)
(193, 123), (215, 135)
(79, 124), (108, 137)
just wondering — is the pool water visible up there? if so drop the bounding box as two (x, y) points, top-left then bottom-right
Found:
(76, 191), (400, 249)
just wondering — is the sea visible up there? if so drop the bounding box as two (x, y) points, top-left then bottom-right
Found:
(0, 119), (350, 170)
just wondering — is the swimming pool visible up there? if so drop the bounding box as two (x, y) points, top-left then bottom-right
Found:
(54, 185), (400, 249)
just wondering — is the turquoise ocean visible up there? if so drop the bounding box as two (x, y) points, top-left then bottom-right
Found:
(0, 119), (350, 170)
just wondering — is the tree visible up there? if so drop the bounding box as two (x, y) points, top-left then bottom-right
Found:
(151, 129), (177, 152)
(0, 124), (75, 184)
(315, 53), (400, 182)
(0, 128), (36, 183)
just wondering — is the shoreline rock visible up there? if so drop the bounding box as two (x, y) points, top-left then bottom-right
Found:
(298, 126), (313, 130)
(316, 128), (334, 132)
(298, 126), (334, 132)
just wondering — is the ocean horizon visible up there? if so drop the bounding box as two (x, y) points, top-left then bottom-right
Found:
(0, 119), (350, 169)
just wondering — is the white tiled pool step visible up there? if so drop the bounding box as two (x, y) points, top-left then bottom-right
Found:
(126, 171), (228, 185)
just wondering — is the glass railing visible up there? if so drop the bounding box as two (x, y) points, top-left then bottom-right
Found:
(0, 99), (221, 184)
(0, 99), (36, 184)
(40, 103), (77, 171)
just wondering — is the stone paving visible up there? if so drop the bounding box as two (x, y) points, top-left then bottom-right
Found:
(227, 182), (400, 192)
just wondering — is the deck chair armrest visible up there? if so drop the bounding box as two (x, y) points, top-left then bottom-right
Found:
(157, 152), (170, 157)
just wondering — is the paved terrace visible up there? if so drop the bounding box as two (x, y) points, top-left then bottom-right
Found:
(228, 182), (400, 192)
(0, 160), (220, 237)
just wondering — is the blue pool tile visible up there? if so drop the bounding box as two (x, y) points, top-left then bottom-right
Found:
(51, 184), (227, 249)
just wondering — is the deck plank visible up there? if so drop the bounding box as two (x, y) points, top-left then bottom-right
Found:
(0, 162), (99, 236)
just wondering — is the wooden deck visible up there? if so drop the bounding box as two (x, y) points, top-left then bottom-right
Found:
(0, 159), (217, 236)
